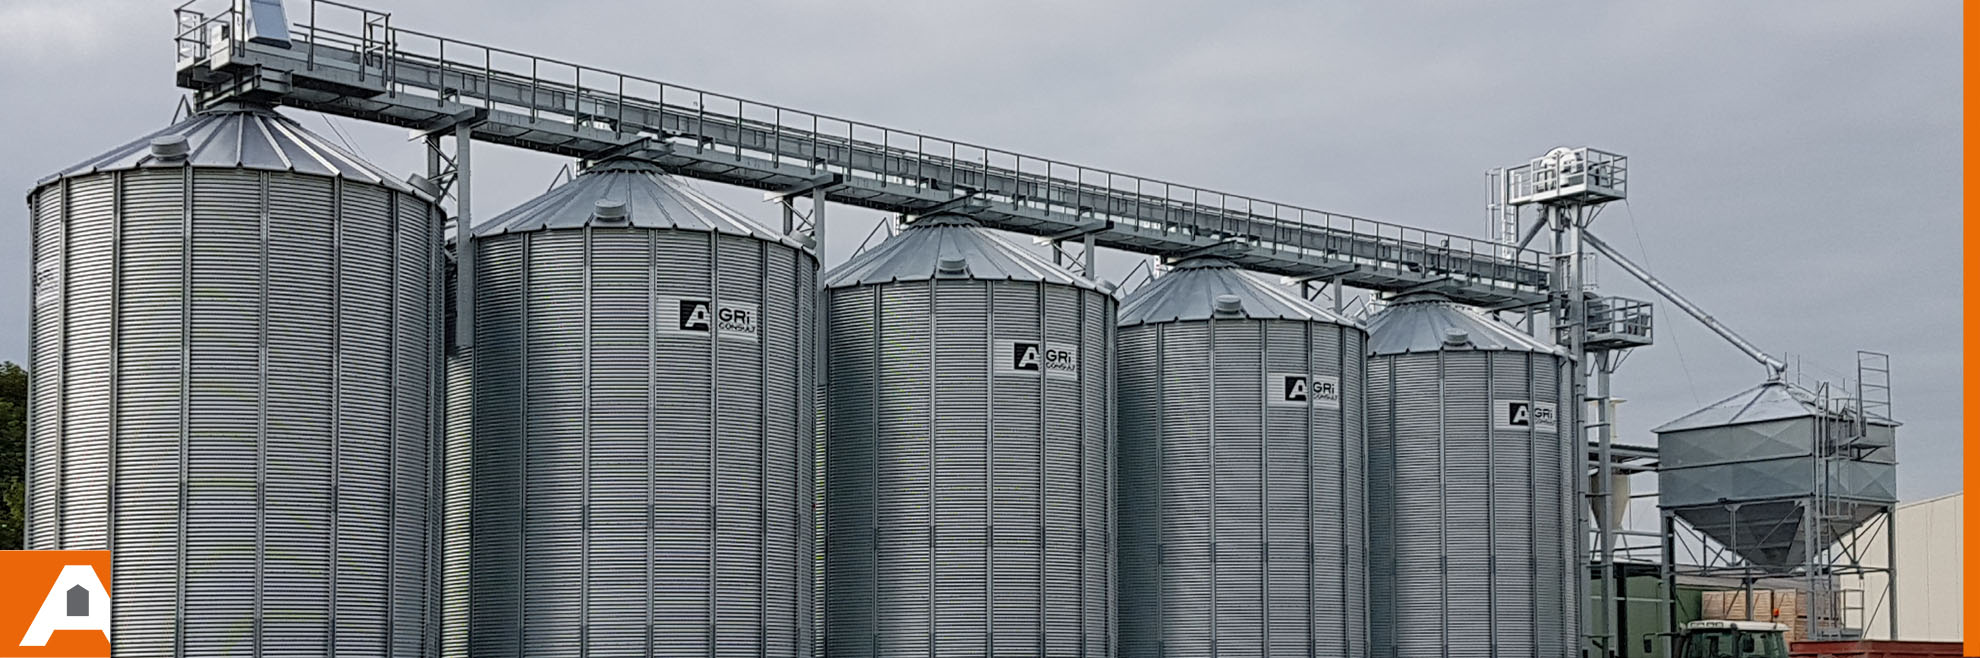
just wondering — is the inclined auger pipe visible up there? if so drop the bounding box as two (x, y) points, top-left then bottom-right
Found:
(1581, 231), (1789, 378)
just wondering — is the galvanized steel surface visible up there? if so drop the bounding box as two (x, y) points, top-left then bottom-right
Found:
(38, 103), (422, 195)
(1655, 381), (1899, 568)
(469, 159), (804, 248)
(26, 127), (442, 657)
(1364, 292), (1561, 356)
(820, 215), (1104, 291)
(1366, 298), (1577, 658)
(1116, 260), (1368, 658)
(1116, 257), (1355, 328)
(823, 219), (1116, 657)
(465, 169), (818, 656)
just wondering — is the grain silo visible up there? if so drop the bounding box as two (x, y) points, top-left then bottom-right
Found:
(463, 158), (816, 657)
(1364, 293), (1577, 658)
(1115, 257), (1368, 658)
(26, 102), (442, 656)
(821, 215), (1115, 657)
(1655, 380), (1898, 569)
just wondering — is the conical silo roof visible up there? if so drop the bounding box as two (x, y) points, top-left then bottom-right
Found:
(1117, 257), (1355, 328)
(821, 214), (1105, 290)
(1653, 380), (1899, 433)
(470, 159), (805, 248)
(36, 102), (421, 196)
(1365, 292), (1559, 356)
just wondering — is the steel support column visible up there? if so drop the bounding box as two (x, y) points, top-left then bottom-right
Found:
(449, 123), (473, 349)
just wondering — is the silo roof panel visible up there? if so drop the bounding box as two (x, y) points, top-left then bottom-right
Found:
(821, 215), (1107, 291)
(1652, 380), (1900, 433)
(35, 103), (420, 197)
(1365, 293), (1560, 356)
(469, 159), (806, 249)
(1117, 257), (1358, 328)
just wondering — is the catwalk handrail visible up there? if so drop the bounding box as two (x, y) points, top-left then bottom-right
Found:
(177, 0), (1551, 297)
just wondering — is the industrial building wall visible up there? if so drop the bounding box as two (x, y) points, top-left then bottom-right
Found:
(1843, 492), (1963, 642)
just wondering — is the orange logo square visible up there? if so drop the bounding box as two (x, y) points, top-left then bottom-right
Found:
(0, 551), (111, 658)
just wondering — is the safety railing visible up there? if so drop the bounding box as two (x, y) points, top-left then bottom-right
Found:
(179, 0), (1552, 295)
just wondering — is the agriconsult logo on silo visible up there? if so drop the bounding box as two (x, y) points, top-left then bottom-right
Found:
(674, 298), (760, 341)
(1000, 340), (1078, 379)
(1268, 373), (1341, 409)
(0, 551), (111, 657)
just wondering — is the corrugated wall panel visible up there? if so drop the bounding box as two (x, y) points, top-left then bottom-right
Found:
(825, 284), (876, 657)
(27, 178), (63, 553)
(184, 171), (264, 655)
(61, 175), (115, 552)
(392, 194), (434, 658)
(931, 281), (989, 656)
(470, 235), (525, 658)
(585, 228), (652, 658)
(714, 235), (768, 658)
(523, 231), (586, 658)
(1116, 325), (1158, 658)
(335, 182), (396, 658)
(109, 169), (186, 658)
(263, 173), (336, 657)
(988, 281), (1042, 655)
(1083, 290), (1114, 657)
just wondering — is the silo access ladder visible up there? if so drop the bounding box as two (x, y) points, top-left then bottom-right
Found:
(169, 0), (1551, 307)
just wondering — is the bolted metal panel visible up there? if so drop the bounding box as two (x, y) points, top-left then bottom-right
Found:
(465, 164), (818, 657)
(1654, 381), (1900, 569)
(823, 217), (1116, 657)
(27, 107), (441, 657)
(1116, 258), (1368, 658)
(1366, 295), (1575, 658)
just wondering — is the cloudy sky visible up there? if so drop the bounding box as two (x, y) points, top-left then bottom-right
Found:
(0, 1), (1961, 504)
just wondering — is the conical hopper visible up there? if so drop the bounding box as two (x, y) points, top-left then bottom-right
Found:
(1653, 382), (1898, 570)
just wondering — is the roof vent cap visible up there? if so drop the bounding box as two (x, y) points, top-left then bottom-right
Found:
(937, 255), (969, 275)
(1443, 328), (1471, 347)
(149, 135), (190, 161)
(1213, 294), (1245, 315)
(592, 199), (629, 222)
(406, 174), (443, 199)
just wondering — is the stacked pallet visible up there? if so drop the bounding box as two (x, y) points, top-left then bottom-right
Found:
(1700, 589), (1843, 642)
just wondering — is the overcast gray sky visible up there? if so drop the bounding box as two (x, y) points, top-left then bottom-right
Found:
(0, 0), (1961, 502)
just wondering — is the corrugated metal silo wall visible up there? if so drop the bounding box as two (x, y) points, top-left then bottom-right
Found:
(1367, 350), (1577, 658)
(443, 248), (472, 658)
(1117, 318), (1368, 657)
(823, 278), (1116, 657)
(467, 226), (817, 657)
(26, 167), (442, 656)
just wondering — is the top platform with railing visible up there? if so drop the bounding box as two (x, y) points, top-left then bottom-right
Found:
(1503, 146), (1628, 207)
(172, 0), (1551, 306)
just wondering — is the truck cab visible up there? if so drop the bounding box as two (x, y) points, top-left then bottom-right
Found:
(1652, 620), (1791, 658)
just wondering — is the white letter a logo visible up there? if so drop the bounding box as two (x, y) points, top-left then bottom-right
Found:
(21, 564), (110, 646)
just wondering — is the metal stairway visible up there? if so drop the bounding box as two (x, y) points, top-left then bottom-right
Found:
(172, 0), (1549, 307)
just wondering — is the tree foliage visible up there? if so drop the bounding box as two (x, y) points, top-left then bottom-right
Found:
(0, 361), (25, 550)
